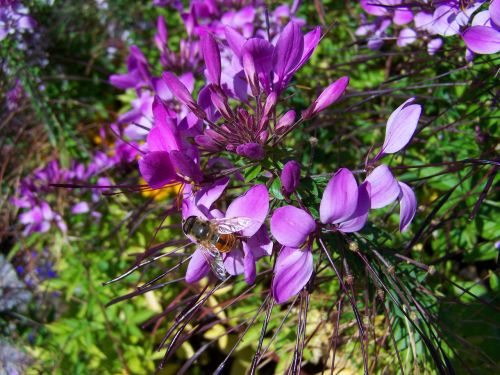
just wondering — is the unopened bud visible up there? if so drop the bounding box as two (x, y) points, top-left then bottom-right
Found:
(275, 110), (296, 134)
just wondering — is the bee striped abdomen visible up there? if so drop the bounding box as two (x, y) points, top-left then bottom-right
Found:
(214, 234), (237, 253)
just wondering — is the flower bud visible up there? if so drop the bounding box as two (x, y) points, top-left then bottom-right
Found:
(275, 110), (296, 134)
(281, 160), (301, 196)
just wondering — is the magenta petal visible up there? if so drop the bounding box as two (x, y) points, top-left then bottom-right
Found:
(272, 246), (313, 304)
(398, 181), (417, 232)
(148, 97), (181, 152)
(242, 38), (274, 91)
(382, 98), (421, 154)
(138, 151), (176, 189)
(319, 168), (359, 224)
(462, 26), (500, 55)
(200, 32), (222, 85)
(169, 150), (202, 183)
(185, 247), (210, 283)
(243, 225), (273, 259)
(194, 177), (229, 212)
(294, 26), (321, 72)
(393, 7), (413, 25)
(226, 184), (269, 237)
(272, 21), (304, 84)
(365, 165), (401, 209)
(155, 15), (168, 52)
(281, 160), (301, 195)
(360, 0), (389, 16)
(271, 206), (315, 248)
(162, 72), (196, 106)
(224, 26), (246, 59)
(338, 182), (371, 233)
(223, 247), (244, 275)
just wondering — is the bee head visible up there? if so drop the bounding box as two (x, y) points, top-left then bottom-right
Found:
(182, 216), (197, 235)
(182, 216), (210, 240)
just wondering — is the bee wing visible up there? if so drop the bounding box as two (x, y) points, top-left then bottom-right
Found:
(212, 217), (254, 234)
(197, 244), (227, 281)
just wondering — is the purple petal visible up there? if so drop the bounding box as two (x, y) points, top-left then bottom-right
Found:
(138, 151), (177, 189)
(398, 181), (417, 232)
(200, 32), (222, 85)
(162, 72), (196, 106)
(462, 26), (500, 55)
(491, 0), (500, 27)
(338, 182), (371, 233)
(224, 26), (246, 59)
(397, 28), (417, 47)
(293, 26), (321, 72)
(155, 15), (168, 53)
(236, 143), (264, 160)
(185, 248), (210, 283)
(281, 160), (301, 195)
(148, 97), (181, 152)
(381, 98), (421, 154)
(194, 177), (229, 212)
(242, 38), (274, 92)
(319, 168), (359, 224)
(223, 247), (244, 275)
(242, 246), (256, 284)
(243, 225), (273, 259)
(393, 7), (413, 25)
(71, 202), (90, 214)
(272, 21), (304, 88)
(271, 206), (315, 248)
(109, 70), (142, 90)
(360, 0), (390, 16)
(427, 38), (443, 55)
(272, 246), (313, 304)
(169, 150), (202, 183)
(226, 184), (269, 237)
(364, 165), (400, 209)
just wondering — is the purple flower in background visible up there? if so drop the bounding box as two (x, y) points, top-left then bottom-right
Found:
(109, 45), (151, 90)
(0, 1), (36, 42)
(357, 0), (499, 58)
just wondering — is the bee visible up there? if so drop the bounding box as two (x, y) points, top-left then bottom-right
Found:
(182, 216), (253, 280)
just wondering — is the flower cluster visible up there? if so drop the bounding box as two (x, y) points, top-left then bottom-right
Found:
(356, 0), (500, 58)
(124, 6), (421, 304)
(0, 0), (36, 42)
(12, 134), (136, 236)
